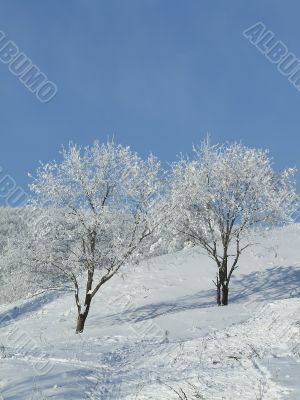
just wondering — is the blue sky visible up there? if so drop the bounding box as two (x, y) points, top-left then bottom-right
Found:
(0, 0), (300, 203)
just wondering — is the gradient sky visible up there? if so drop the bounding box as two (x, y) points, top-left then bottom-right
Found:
(1, 0), (300, 204)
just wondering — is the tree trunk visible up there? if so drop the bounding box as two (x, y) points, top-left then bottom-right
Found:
(75, 294), (92, 334)
(217, 283), (221, 306)
(217, 259), (230, 306)
(76, 313), (88, 334)
(221, 285), (229, 306)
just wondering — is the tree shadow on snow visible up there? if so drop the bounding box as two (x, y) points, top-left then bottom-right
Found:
(103, 265), (300, 325)
(101, 288), (216, 326)
(0, 291), (64, 328)
(230, 265), (300, 303)
(0, 366), (103, 400)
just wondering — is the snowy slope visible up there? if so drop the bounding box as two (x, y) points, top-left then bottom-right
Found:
(0, 225), (300, 399)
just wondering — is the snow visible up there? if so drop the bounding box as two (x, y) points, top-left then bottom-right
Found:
(0, 225), (300, 399)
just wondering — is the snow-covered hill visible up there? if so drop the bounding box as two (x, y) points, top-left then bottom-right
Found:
(0, 225), (300, 399)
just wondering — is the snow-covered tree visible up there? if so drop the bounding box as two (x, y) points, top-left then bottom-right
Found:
(167, 140), (298, 306)
(0, 207), (40, 304)
(28, 141), (163, 333)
